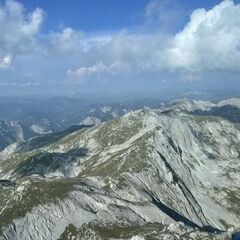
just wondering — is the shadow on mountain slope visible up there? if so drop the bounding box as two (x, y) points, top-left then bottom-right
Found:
(14, 147), (88, 177)
(193, 105), (240, 124)
(17, 125), (92, 153)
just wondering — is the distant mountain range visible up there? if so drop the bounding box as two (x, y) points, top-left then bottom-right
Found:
(0, 97), (240, 239)
(0, 97), (166, 151)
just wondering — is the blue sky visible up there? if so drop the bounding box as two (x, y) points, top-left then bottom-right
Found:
(16, 0), (227, 32)
(18, 0), (150, 32)
(0, 0), (240, 96)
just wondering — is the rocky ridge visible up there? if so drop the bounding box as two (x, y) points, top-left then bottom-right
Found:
(0, 99), (240, 239)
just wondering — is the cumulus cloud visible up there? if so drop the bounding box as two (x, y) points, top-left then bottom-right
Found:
(66, 61), (125, 84)
(50, 28), (87, 53)
(0, 0), (240, 89)
(66, 0), (240, 83)
(63, 31), (171, 84)
(49, 27), (113, 55)
(167, 0), (240, 72)
(0, 0), (44, 50)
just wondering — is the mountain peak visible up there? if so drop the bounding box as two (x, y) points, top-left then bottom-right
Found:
(0, 99), (240, 239)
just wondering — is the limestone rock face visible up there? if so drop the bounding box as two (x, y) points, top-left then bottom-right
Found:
(0, 99), (240, 240)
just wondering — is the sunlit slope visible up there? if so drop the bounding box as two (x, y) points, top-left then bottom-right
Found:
(0, 104), (239, 239)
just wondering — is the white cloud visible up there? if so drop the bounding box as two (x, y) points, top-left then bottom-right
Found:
(65, 0), (240, 83)
(49, 27), (113, 54)
(0, 0), (240, 89)
(67, 62), (108, 80)
(64, 31), (170, 83)
(0, 0), (44, 58)
(0, 54), (12, 68)
(167, 0), (240, 72)
(20, 7), (43, 36)
(66, 61), (123, 84)
(50, 28), (86, 52)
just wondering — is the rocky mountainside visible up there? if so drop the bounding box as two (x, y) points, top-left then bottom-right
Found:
(0, 121), (26, 151)
(0, 99), (240, 239)
(0, 97), (165, 151)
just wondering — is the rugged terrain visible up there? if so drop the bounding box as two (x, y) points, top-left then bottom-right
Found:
(0, 98), (240, 239)
(0, 97), (165, 151)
